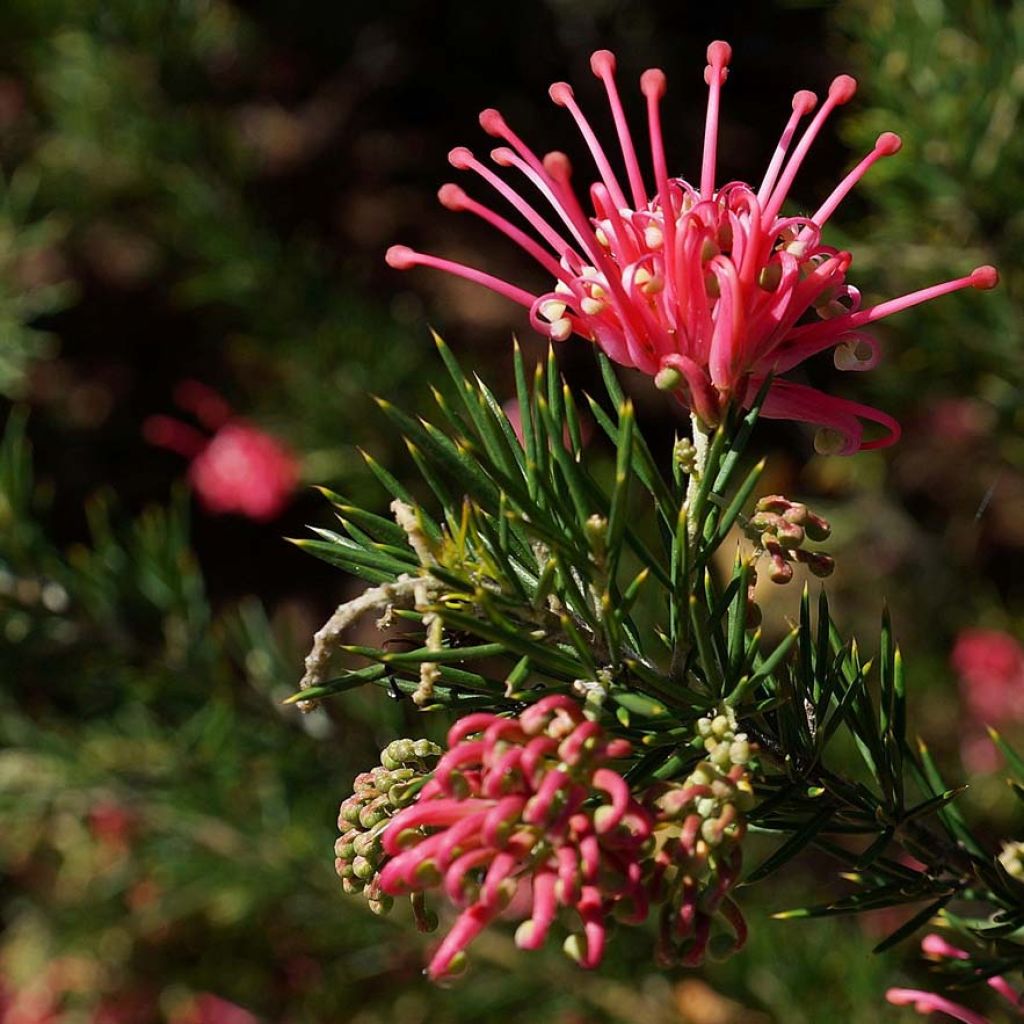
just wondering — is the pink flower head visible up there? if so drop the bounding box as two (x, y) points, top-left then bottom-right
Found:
(144, 381), (298, 521)
(387, 43), (998, 454)
(377, 696), (652, 980)
(952, 629), (1024, 724)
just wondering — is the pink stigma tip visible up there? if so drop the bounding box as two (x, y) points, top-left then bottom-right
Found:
(438, 183), (467, 210)
(828, 75), (857, 104)
(590, 50), (616, 76)
(549, 82), (574, 105)
(543, 151), (572, 181)
(478, 108), (506, 136)
(640, 68), (667, 98)
(792, 90), (817, 114)
(386, 245), (418, 270)
(490, 146), (515, 166)
(706, 40), (732, 68)
(876, 132), (902, 155)
(971, 265), (999, 290)
(448, 146), (474, 169)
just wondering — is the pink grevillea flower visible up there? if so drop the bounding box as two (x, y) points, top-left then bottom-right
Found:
(387, 43), (998, 454)
(378, 696), (652, 980)
(951, 629), (1024, 772)
(144, 381), (298, 521)
(885, 933), (1023, 1022)
(952, 630), (1024, 725)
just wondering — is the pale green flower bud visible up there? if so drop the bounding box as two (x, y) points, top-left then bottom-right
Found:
(999, 840), (1024, 881)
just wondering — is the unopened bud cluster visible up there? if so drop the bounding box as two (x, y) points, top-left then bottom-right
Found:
(999, 840), (1024, 882)
(749, 494), (833, 585)
(645, 705), (754, 966)
(673, 438), (699, 476)
(335, 738), (442, 917)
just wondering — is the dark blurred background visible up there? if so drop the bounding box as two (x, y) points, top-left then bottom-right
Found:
(1, 1), (1022, 1021)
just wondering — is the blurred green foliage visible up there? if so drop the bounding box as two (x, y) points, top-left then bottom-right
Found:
(1, 1), (1023, 1022)
(834, 0), (1023, 436)
(0, 0), (427, 490)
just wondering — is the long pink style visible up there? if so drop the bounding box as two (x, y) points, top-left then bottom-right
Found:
(387, 42), (998, 454)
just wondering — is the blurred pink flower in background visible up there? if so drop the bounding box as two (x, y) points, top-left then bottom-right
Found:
(144, 381), (298, 522)
(953, 629), (1024, 722)
(87, 801), (136, 853)
(0, 976), (62, 1024)
(926, 398), (995, 449)
(952, 629), (1024, 772)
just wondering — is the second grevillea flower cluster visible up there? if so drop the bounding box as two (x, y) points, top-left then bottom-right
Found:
(335, 696), (754, 980)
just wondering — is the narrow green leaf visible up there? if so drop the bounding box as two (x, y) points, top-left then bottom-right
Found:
(288, 538), (397, 584)
(606, 399), (634, 581)
(583, 392), (675, 524)
(562, 383), (584, 458)
(729, 628), (798, 705)
(902, 786), (968, 823)
(912, 738), (986, 857)
(610, 691), (669, 719)
(988, 727), (1024, 779)
(744, 805), (834, 884)
(536, 394), (590, 525)
(597, 352), (626, 408)
(710, 458), (765, 548)
(282, 663), (389, 703)
(727, 554), (752, 679)
(690, 594), (723, 696)
(872, 891), (957, 954)
(504, 656), (532, 698)
(513, 338), (539, 498)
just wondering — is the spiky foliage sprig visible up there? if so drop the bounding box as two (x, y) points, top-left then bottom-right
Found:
(294, 334), (774, 720)
(299, 338), (1024, 986)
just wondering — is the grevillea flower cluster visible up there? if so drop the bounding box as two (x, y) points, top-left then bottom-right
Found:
(144, 380), (299, 521)
(376, 696), (651, 980)
(387, 42), (998, 454)
(335, 698), (754, 980)
(647, 706), (753, 966)
(335, 738), (442, 922)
